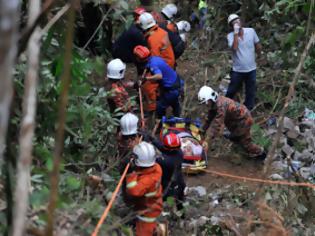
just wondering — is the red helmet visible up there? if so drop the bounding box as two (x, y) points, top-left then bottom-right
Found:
(134, 7), (146, 16)
(163, 133), (181, 149)
(133, 45), (151, 61)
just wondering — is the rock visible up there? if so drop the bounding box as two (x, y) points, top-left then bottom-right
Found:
(281, 144), (294, 156)
(210, 216), (220, 225)
(105, 191), (113, 202)
(287, 130), (300, 139)
(269, 173), (284, 180)
(272, 161), (287, 171)
(283, 117), (295, 131)
(300, 167), (311, 179)
(266, 128), (277, 136)
(197, 216), (210, 226)
(188, 219), (197, 231)
(101, 173), (114, 182)
(189, 186), (207, 197)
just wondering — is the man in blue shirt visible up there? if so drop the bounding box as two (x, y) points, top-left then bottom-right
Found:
(226, 14), (262, 110)
(133, 45), (183, 119)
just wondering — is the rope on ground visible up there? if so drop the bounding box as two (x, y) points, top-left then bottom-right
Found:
(201, 168), (315, 190)
(91, 161), (131, 236)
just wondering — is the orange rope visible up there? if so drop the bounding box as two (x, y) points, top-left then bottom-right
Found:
(139, 87), (145, 128)
(201, 169), (315, 189)
(91, 161), (131, 236)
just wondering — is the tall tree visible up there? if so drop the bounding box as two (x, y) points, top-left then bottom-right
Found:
(12, 0), (41, 235)
(0, 1), (20, 167)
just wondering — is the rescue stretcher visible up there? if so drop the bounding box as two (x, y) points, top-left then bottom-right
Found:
(160, 116), (208, 174)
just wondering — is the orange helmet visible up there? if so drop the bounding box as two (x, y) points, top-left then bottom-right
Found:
(163, 133), (181, 149)
(133, 45), (151, 61)
(134, 7), (146, 16)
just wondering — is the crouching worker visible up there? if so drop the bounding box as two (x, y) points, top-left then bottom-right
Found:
(126, 141), (163, 236)
(145, 132), (185, 210)
(133, 45), (183, 121)
(106, 59), (134, 115)
(198, 86), (265, 159)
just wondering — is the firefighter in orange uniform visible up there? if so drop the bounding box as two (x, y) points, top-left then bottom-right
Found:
(106, 59), (134, 115)
(139, 12), (175, 69)
(126, 141), (163, 236)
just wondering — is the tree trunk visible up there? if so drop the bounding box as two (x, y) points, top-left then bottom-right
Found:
(0, 1), (20, 167)
(12, 0), (41, 235)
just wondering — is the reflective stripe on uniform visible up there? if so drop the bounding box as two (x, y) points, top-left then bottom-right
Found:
(126, 181), (137, 188)
(137, 215), (157, 223)
(144, 191), (157, 197)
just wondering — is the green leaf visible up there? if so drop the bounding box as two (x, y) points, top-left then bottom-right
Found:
(66, 176), (81, 191)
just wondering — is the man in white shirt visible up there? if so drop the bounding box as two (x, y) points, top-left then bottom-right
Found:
(226, 14), (262, 110)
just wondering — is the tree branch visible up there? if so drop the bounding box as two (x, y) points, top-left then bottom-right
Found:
(12, 0), (41, 235)
(0, 0), (20, 167)
(17, 0), (56, 56)
(45, 1), (76, 235)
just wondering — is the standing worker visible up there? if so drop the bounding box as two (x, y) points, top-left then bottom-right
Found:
(112, 7), (147, 75)
(105, 59), (134, 114)
(126, 141), (163, 236)
(226, 14), (262, 110)
(134, 46), (183, 121)
(160, 3), (178, 32)
(198, 0), (208, 29)
(198, 85), (265, 159)
(139, 12), (175, 69)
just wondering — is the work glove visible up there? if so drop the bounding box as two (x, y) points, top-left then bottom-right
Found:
(233, 23), (240, 34)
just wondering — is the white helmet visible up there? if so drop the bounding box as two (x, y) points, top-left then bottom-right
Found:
(176, 21), (191, 33)
(133, 141), (156, 167)
(120, 113), (139, 135)
(139, 12), (156, 30)
(161, 3), (178, 19)
(107, 59), (126, 79)
(228, 14), (239, 25)
(198, 85), (218, 104)
(179, 33), (186, 42)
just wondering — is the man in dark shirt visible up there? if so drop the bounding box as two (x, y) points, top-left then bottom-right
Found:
(112, 7), (148, 74)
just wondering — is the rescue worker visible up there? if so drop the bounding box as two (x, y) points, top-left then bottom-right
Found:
(160, 3), (178, 32)
(144, 132), (185, 210)
(176, 20), (191, 43)
(134, 46), (182, 120)
(226, 14), (262, 110)
(138, 12), (175, 69)
(118, 113), (141, 159)
(112, 7), (147, 63)
(126, 141), (163, 236)
(198, 0), (208, 29)
(118, 113), (141, 205)
(198, 85), (265, 159)
(106, 59), (134, 114)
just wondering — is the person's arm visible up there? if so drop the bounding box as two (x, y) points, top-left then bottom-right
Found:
(145, 73), (162, 80)
(126, 172), (150, 197)
(253, 29), (262, 56)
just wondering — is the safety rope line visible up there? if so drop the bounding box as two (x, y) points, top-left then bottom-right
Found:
(201, 168), (315, 189)
(139, 69), (147, 128)
(91, 161), (131, 236)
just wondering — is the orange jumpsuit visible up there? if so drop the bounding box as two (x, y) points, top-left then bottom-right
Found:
(126, 164), (163, 236)
(143, 25), (175, 113)
(203, 96), (263, 156)
(107, 82), (132, 113)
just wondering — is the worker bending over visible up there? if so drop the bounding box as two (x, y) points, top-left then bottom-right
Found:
(144, 132), (185, 210)
(198, 86), (265, 159)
